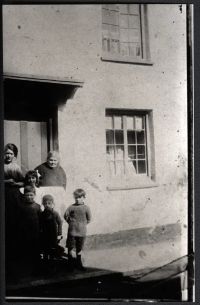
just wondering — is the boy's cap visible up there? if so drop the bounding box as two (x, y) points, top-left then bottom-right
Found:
(24, 185), (36, 194)
(42, 194), (54, 202)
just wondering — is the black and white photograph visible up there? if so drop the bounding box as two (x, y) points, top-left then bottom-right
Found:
(2, 2), (193, 302)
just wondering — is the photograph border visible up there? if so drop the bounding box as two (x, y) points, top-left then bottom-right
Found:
(0, 0), (197, 303)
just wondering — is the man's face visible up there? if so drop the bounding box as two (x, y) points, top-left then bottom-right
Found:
(24, 191), (35, 203)
(47, 157), (58, 168)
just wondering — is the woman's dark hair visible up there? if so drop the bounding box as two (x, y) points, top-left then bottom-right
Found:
(4, 143), (18, 157)
(24, 170), (40, 187)
(73, 188), (86, 199)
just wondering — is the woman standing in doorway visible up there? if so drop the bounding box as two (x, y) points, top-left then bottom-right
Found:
(35, 151), (67, 246)
(35, 151), (67, 218)
(4, 143), (24, 267)
(4, 143), (24, 189)
(35, 151), (66, 190)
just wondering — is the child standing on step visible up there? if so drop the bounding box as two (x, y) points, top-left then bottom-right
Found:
(20, 170), (44, 210)
(18, 185), (42, 274)
(41, 194), (63, 260)
(64, 188), (91, 270)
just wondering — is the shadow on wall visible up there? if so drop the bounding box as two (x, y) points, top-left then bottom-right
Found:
(85, 223), (181, 250)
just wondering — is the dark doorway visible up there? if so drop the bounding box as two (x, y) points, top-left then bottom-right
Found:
(4, 75), (82, 173)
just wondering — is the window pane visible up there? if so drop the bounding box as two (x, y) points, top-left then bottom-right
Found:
(106, 116), (113, 129)
(120, 4), (129, 14)
(106, 130), (114, 144)
(129, 43), (141, 57)
(102, 4), (110, 9)
(120, 42), (129, 56)
(120, 14), (129, 28)
(138, 160), (146, 173)
(127, 160), (137, 174)
(136, 45), (141, 57)
(137, 145), (146, 159)
(108, 4), (117, 11)
(129, 29), (141, 43)
(128, 145), (136, 159)
(127, 130), (136, 144)
(102, 37), (110, 52)
(114, 116), (123, 129)
(110, 25), (119, 35)
(102, 8), (110, 24)
(115, 130), (124, 144)
(120, 29), (129, 42)
(129, 4), (140, 15)
(106, 39), (111, 52)
(106, 146), (115, 160)
(110, 10), (119, 25)
(116, 145), (124, 160)
(135, 116), (144, 130)
(129, 44), (136, 57)
(127, 117), (134, 129)
(128, 15), (140, 29)
(136, 131), (145, 144)
(102, 23), (110, 32)
(110, 39), (120, 53)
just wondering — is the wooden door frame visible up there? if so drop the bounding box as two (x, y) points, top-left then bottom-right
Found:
(48, 105), (59, 152)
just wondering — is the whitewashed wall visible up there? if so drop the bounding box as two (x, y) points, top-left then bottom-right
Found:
(3, 5), (188, 245)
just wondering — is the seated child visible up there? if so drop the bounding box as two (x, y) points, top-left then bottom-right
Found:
(64, 188), (91, 270)
(41, 194), (63, 260)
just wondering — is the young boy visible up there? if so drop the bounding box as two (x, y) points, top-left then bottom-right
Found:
(17, 186), (41, 272)
(64, 188), (91, 270)
(41, 194), (63, 260)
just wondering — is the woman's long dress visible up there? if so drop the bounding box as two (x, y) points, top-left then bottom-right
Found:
(4, 162), (24, 258)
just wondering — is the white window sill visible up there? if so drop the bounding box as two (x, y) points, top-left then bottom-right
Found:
(101, 52), (153, 66)
(107, 176), (158, 191)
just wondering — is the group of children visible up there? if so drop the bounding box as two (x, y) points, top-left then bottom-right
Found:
(21, 185), (91, 270)
(4, 143), (92, 274)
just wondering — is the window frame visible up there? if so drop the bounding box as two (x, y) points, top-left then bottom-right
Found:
(101, 4), (153, 65)
(105, 109), (157, 190)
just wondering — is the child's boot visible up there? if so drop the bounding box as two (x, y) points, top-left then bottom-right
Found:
(76, 254), (86, 271)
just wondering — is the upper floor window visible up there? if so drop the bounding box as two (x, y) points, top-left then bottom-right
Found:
(102, 4), (152, 65)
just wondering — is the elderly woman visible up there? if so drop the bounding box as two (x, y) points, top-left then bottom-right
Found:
(35, 151), (67, 239)
(35, 151), (67, 247)
(35, 151), (66, 189)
